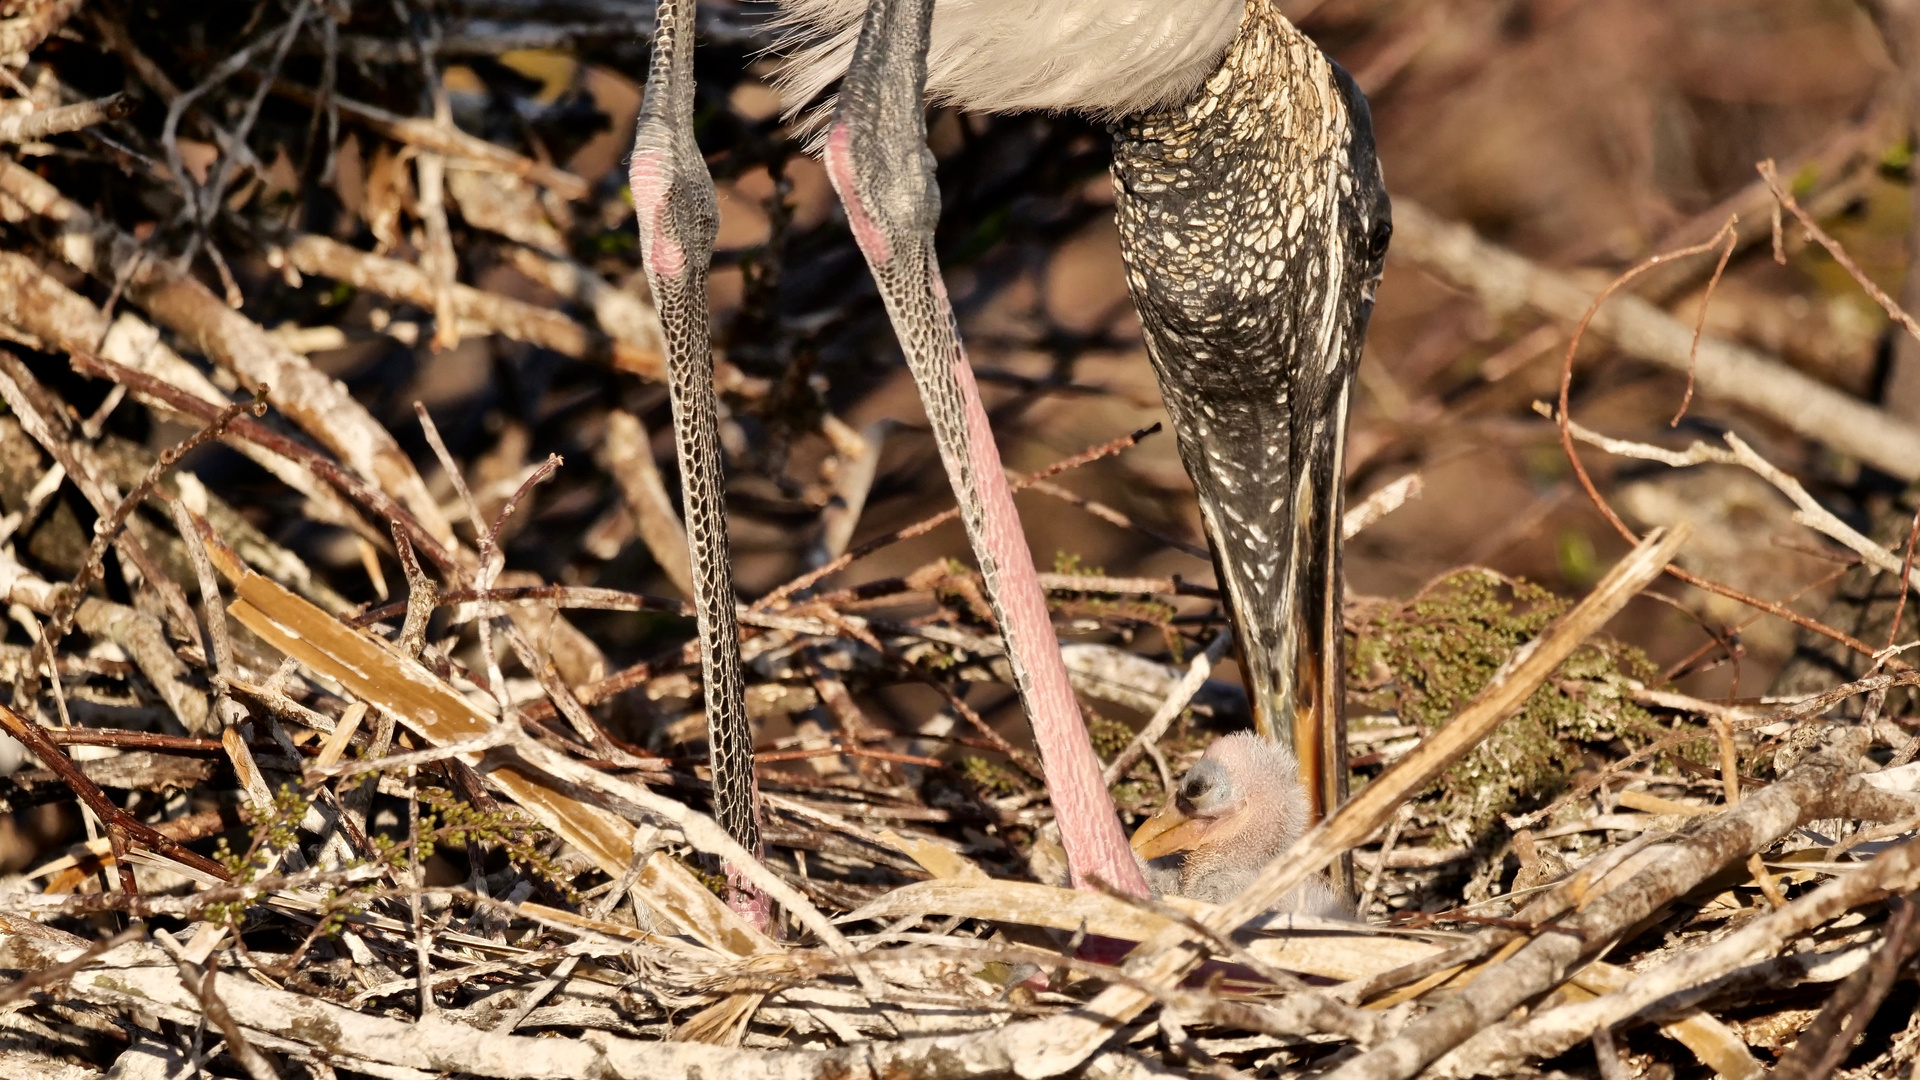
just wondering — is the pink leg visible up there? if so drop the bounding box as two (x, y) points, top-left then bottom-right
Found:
(823, 0), (1148, 897)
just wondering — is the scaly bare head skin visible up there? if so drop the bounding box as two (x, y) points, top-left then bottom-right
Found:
(1112, 1), (1389, 826)
(773, 0), (1245, 130)
(1131, 733), (1348, 914)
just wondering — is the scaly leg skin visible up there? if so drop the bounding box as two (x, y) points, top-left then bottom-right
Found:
(823, 0), (1149, 897)
(630, 0), (768, 928)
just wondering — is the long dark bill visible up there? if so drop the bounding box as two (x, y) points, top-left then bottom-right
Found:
(1111, 7), (1390, 849)
(1236, 384), (1352, 825)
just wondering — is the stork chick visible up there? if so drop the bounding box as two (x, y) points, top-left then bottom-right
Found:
(1131, 733), (1347, 915)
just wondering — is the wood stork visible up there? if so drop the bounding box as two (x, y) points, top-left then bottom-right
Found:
(629, 0), (1389, 921)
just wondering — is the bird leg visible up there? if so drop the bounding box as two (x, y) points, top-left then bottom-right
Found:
(630, 0), (767, 927)
(824, 0), (1148, 896)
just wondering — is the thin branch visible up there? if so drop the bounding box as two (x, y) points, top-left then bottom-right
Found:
(1102, 628), (1233, 785)
(0, 92), (133, 143)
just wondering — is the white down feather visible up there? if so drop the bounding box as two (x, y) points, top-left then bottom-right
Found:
(770, 0), (1245, 122)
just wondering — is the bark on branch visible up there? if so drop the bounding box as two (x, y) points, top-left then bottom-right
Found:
(1330, 746), (1914, 1080)
(0, 93), (131, 144)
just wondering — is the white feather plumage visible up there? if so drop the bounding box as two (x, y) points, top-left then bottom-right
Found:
(770, 0), (1245, 122)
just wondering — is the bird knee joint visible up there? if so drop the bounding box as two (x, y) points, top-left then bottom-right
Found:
(629, 139), (717, 284)
(825, 120), (939, 266)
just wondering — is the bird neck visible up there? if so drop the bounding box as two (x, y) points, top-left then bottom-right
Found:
(1108, 0), (1377, 829)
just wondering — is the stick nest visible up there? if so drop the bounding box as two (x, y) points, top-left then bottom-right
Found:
(0, 4), (1918, 1080)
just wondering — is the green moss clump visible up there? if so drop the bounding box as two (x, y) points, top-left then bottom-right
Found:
(1087, 709), (1165, 811)
(687, 861), (731, 899)
(1348, 570), (1673, 839)
(1085, 712), (1133, 760)
(1051, 552), (1097, 577)
(956, 755), (1027, 798)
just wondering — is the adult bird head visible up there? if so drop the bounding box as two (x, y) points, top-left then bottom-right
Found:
(1108, 7), (1391, 827)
